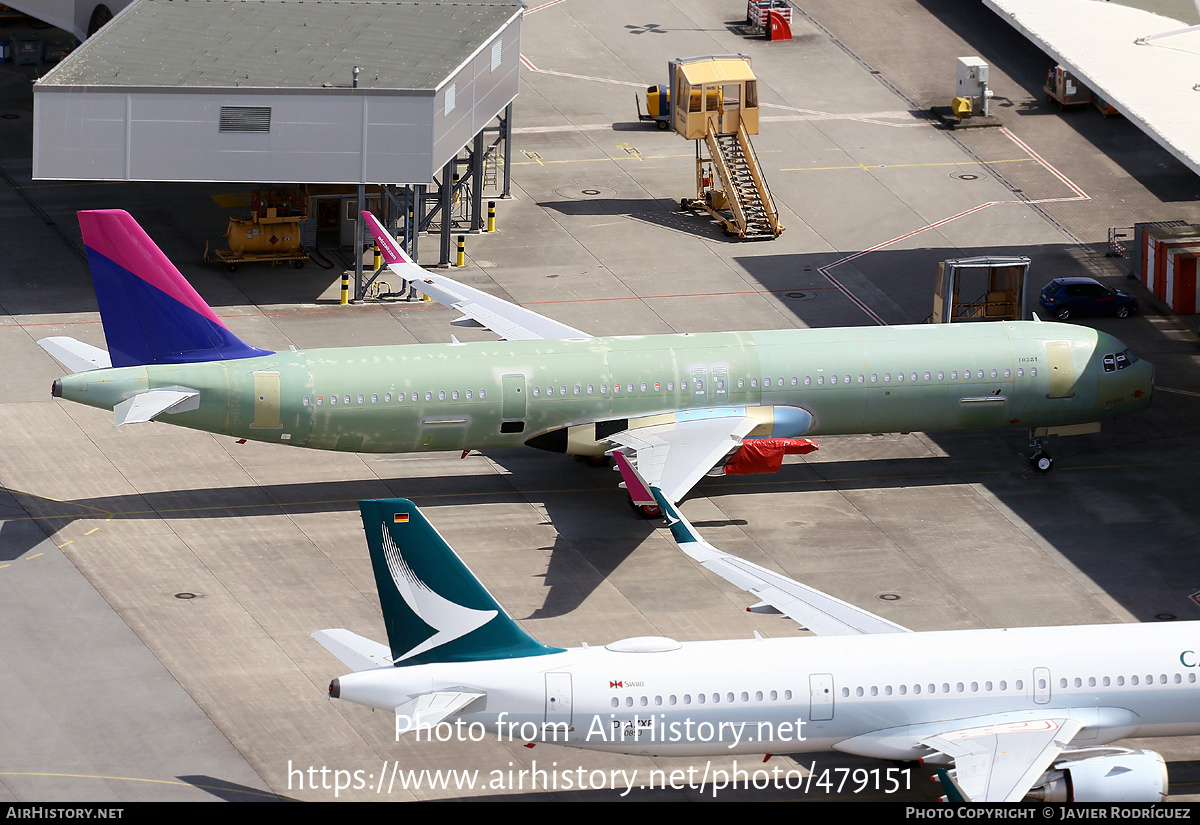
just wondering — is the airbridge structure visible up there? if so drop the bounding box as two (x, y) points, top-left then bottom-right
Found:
(32, 0), (521, 286)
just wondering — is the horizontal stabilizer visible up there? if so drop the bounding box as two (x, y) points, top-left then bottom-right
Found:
(37, 336), (112, 372)
(396, 690), (486, 730)
(114, 388), (200, 426)
(311, 629), (395, 671)
(360, 211), (589, 341)
(651, 488), (910, 636)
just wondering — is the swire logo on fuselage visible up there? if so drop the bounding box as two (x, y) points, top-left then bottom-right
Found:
(609, 680), (646, 689)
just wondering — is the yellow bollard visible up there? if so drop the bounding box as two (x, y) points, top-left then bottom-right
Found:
(487, 201), (496, 233)
(340, 271), (350, 305)
(373, 242), (381, 271)
(456, 235), (466, 268)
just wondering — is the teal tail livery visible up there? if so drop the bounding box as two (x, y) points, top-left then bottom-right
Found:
(315, 497), (1187, 802)
(357, 499), (560, 665)
(42, 209), (1154, 502)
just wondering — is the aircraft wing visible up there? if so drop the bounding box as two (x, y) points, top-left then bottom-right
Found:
(606, 412), (760, 505)
(920, 716), (1085, 802)
(361, 211), (588, 341)
(650, 488), (910, 636)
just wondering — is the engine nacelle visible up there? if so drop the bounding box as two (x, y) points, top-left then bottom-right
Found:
(719, 438), (819, 475)
(1027, 749), (1168, 802)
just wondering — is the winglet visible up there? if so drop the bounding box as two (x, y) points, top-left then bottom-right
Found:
(77, 210), (273, 368)
(359, 499), (563, 665)
(613, 451), (657, 507)
(361, 211), (415, 266)
(934, 768), (969, 803)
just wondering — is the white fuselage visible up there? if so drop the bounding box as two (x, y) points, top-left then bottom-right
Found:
(334, 621), (1200, 758)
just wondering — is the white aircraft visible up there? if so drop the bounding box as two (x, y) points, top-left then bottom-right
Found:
(316, 494), (1190, 802)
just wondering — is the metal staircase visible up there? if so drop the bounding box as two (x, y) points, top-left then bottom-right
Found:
(704, 122), (781, 239)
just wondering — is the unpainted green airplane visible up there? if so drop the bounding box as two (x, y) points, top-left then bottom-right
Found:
(40, 210), (1152, 510)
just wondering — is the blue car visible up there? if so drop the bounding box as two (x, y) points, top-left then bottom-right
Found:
(1038, 277), (1138, 321)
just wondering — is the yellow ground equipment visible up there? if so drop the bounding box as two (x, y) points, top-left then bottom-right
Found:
(205, 186), (311, 272)
(636, 84), (672, 129)
(672, 55), (782, 240)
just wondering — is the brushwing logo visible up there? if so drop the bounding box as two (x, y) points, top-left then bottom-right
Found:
(380, 523), (496, 662)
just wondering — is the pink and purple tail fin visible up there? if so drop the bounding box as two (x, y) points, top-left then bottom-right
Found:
(78, 210), (272, 368)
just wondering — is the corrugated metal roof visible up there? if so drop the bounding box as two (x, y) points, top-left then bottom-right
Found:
(38, 0), (522, 90)
(986, 0), (1200, 179)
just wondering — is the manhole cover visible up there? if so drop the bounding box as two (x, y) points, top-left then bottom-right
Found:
(175, 592), (197, 600)
(877, 592), (902, 602)
(785, 291), (815, 301)
(554, 185), (615, 200)
(951, 172), (979, 181)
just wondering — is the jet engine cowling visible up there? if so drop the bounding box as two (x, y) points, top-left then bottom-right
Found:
(1026, 749), (1168, 802)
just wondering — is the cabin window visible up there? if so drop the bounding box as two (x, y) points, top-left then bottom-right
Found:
(425, 392), (432, 401)
(386, 393), (393, 402)
(804, 376), (811, 386)
(560, 386), (567, 396)
(601, 384), (609, 394)
(857, 374), (864, 384)
(330, 396), (338, 405)
(991, 369), (998, 379)
(830, 375), (838, 385)
(479, 390), (486, 399)
(738, 378), (745, 389)
(613, 384), (621, 394)
(639, 696), (647, 706)
(316, 396), (323, 406)
(610, 698), (618, 708)
(870, 374), (878, 383)
(344, 395), (351, 405)
(533, 387), (541, 397)
(751, 378), (758, 388)
(303, 396), (310, 406)
(641, 383), (647, 392)
(716, 379), (724, 391)
(951, 371), (958, 380)
(1004, 369), (1011, 378)
(371, 394), (378, 403)
(358, 394), (365, 404)
(574, 385), (581, 395)
(587, 385), (594, 394)
(924, 372), (931, 381)
(764, 378), (771, 388)
(884, 373), (891, 383)
(937, 371), (944, 380)
(770, 690), (778, 700)
(791, 377), (798, 386)
(466, 390), (472, 399)
(896, 373), (904, 383)
(546, 386), (554, 397)
(625, 697), (633, 707)
(1016, 368), (1023, 378)
(452, 390), (459, 400)
(1030, 368), (1037, 377)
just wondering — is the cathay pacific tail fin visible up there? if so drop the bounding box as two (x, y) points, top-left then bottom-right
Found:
(359, 499), (562, 666)
(77, 210), (273, 368)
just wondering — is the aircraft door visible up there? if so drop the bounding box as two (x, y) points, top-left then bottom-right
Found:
(250, 371), (282, 429)
(1044, 341), (1076, 399)
(690, 368), (709, 403)
(809, 673), (834, 721)
(545, 672), (573, 734)
(1033, 667), (1051, 704)
(501, 373), (527, 432)
(712, 368), (729, 403)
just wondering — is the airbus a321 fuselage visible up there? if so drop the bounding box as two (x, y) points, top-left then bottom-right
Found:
(43, 210), (1153, 503)
(318, 496), (1188, 803)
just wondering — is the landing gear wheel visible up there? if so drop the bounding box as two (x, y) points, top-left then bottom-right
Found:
(626, 498), (661, 519)
(1029, 451), (1054, 473)
(575, 454), (611, 468)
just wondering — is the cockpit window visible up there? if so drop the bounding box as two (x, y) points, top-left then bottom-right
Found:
(1103, 353), (1116, 373)
(1116, 348), (1137, 370)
